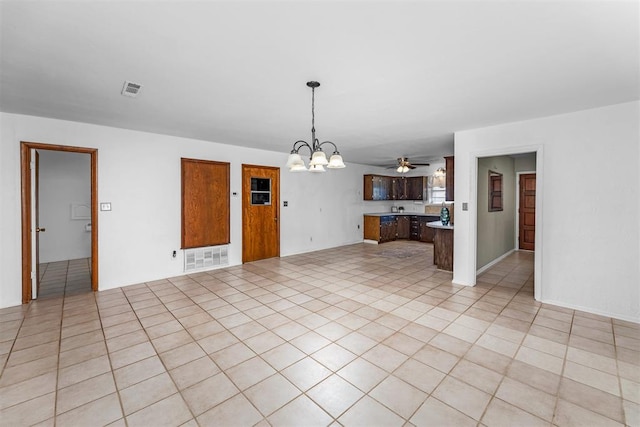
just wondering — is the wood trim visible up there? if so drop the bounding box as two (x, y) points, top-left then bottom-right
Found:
(20, 141), (98, 303)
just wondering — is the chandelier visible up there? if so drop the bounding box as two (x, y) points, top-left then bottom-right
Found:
(286, 81), (345, 172)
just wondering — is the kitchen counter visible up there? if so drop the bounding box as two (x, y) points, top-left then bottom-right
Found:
(426, 220), (454, 230)
(364, 212), (438, 217)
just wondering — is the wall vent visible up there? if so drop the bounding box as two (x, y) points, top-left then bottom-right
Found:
(184, 245), (228, 272)
(121, 81), (143, 97)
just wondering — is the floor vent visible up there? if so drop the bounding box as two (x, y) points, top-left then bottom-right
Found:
(184, 245), (228, 272)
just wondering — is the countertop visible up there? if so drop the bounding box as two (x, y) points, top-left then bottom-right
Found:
(426, 220), (454, 230)
(363, 212), (440, 217)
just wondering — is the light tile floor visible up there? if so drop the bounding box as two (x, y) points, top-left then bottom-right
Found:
(37, 258), (92, 299)
(1, 242), (638, 426)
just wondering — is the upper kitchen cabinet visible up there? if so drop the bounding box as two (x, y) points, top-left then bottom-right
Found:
(364, 174), (393, 200)
(445, 156), (454, 201)
(406, 176), (426, 200)
(365, 175), (426, 201)
(392, 176), (425, 200)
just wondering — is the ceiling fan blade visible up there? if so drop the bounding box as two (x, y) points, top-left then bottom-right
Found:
(410, 162), (430, 166)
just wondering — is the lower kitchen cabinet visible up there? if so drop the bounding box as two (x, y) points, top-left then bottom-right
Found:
(365, 214), (440, 244)
(364, 215), (398, 243)
(397, 216), (410, 239)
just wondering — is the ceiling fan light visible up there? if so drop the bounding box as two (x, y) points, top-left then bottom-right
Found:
(327, 153), (345, 169)
(309, 164), (326, 173)
(396, 165), (403, 173)
(309, 150), (328, 166)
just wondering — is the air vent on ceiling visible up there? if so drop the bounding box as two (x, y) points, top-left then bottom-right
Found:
(121, 81), (143, 97)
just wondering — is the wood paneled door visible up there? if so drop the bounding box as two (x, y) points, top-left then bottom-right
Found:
(242, 165), (280, 263)
(181, 158), (230, 249)
(519, 173), (536, 251)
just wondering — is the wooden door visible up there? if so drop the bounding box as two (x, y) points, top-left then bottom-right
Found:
(519, 173), (536, 250)
(242, 165), (280, 263)
(181, 159), (230, 249)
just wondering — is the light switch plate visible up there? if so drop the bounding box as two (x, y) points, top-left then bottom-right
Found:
(100, 202), (112, 211)
(462, 202), (468, 211)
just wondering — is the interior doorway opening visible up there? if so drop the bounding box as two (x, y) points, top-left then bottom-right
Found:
(20, 142), (98, 303)
(473, 150), (539, 300)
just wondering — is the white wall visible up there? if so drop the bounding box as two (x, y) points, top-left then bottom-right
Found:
(453, 101), (640, 322)
(476, 156), (515, 269)
(0, 112), (389, 308)
(38, 150), (91, 263)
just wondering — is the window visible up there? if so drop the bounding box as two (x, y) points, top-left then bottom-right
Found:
(488, 170), (503, 212)
(250, 177), (271, 205)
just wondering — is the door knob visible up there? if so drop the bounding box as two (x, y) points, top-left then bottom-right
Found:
(36, 227), (46, 232)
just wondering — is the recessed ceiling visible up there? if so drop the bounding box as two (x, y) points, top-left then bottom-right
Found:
(1, 1), (638, 167)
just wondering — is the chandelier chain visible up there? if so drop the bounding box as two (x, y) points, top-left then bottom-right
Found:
(311, 86), (316, 133)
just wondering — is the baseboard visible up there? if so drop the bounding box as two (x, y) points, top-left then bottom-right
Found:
(363, 239), (379, 245)
(476, 249), (515, 275)
(541, 298), (640, 325)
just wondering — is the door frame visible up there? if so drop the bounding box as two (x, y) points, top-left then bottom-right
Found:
(468, 146), (543, 302)
(20, 141), (98, 303)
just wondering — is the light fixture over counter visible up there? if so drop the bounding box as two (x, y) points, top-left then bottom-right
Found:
(286, 81), (345, 173)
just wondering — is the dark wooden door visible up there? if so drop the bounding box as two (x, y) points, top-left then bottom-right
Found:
(181, 159), (230, 249)
(242, 165), (280, 263)
(519, 173), (536, 250)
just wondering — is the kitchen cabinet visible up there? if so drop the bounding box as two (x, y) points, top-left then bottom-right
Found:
(407, 176), (426, 200)
(364, 175), (393, 200)
(409, 216), (420, 241)
(364, 215), (397, 243)
(364, 174), (426, 201)
(391, 176), (426, 200)
(397, 216), (410, 239)
(365, 214), (441, 243)
(445, 156), (454, 201)
(380, 218), (398, 243)
(419, 217), (436, 243)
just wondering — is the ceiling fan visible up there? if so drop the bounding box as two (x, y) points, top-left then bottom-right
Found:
(387, 157), (430, 173)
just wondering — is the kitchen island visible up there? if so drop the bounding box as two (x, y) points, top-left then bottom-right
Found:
(426, 221), (454, 271)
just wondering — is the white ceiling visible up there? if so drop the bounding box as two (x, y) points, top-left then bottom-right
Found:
(1, 1), (638, 167)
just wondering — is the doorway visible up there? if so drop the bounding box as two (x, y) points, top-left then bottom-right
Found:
(242, 164), (280, 263)
(471, 149), (541, 301)
(21, 142), (98, 303)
